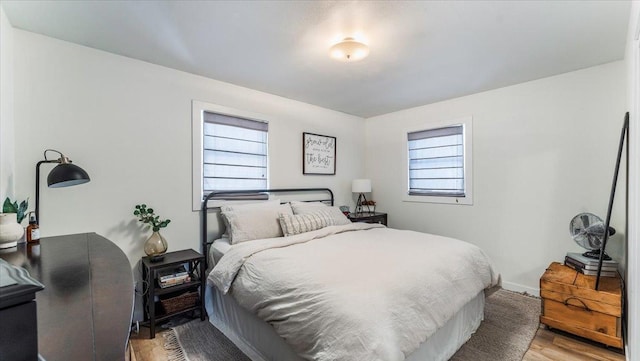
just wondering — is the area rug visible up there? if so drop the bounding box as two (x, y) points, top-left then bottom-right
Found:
(164, 288), (540, 361)
(163, 319), (251, 361)
(451, 288), (541, 361)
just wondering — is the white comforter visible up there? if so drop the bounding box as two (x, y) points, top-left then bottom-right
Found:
(209, 223), (499, 361)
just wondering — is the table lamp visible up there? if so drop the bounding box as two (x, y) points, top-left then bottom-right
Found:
(352, 179), (371, 216)
(35, 149), (91, 223)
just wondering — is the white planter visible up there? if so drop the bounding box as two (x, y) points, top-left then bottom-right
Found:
(0, 213), (25, 249)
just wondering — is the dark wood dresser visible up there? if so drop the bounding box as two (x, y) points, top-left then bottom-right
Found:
(0, 233), (134, 361)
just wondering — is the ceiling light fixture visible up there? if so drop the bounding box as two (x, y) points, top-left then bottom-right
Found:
(329, 37), (369, 62)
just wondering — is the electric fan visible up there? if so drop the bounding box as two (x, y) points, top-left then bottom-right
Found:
(569, 212), (615, 260)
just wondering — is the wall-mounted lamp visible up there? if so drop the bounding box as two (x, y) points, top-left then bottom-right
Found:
(330, 37), (370, 62)
(352, 179), (372, 215)
(35, 149), (90, 223)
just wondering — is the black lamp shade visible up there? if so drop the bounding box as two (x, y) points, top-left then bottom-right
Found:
(47, 163), (91, 188)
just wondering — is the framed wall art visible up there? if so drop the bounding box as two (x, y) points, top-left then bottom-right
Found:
(302, 132), (336, 175)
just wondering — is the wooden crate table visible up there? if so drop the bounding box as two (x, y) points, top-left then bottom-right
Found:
(540, 262), (623, 348)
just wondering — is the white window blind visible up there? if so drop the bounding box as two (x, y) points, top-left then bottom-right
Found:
(202, 111), (268, 198)
(408, 125), (465, 197)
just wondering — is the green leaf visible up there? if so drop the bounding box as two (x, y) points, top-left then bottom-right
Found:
(2, 198), (29, 223)
(133, 203), (170, 231)
(2, 198), (16, 213)
(16, 210), (26, 224)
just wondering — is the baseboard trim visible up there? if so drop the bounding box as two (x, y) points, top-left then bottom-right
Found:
(502, 281), (540, 298)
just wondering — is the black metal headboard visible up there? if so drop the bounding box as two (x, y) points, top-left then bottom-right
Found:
(200, 188), (334, 268)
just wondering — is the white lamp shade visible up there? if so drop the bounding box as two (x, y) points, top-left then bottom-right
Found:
(352, 179), (372, 193)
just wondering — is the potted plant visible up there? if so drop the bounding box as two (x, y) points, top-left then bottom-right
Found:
(3, 198), (29, 224)
(0, 197), (29, 248)
(134, 204), (171, 262)
(362, 200), (376, 213)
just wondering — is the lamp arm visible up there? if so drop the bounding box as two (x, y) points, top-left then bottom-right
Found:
(43, 149), (72, 164)
(35, 159), (59, 223)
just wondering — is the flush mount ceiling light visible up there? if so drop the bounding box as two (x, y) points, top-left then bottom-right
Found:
(329, 37), (370, 62)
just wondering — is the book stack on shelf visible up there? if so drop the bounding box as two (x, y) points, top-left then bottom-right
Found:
(564, 252), (619, 277)
(157, 265), (191, 288)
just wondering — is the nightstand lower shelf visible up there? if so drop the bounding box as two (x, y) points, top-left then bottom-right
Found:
(141, 303), (202, 325)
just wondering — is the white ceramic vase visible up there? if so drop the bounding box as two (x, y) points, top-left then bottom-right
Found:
(144, 231), (168, 260)
(0, 213), (25, 249)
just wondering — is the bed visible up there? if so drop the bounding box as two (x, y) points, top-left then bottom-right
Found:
(201, 188), (499, 361)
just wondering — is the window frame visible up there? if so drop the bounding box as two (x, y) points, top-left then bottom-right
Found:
(192, 100), (270, 211)
(402, 116), (473, 205)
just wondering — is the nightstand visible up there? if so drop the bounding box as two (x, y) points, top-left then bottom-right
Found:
(540, 262), (623, 348)
(347, 212), (387, 226)
(141, 249), (206, 338)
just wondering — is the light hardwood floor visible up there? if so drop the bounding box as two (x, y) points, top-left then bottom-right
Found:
(129, 327), (169, 361)
(523, 327), (624, 361)
(130, 324), (625, 361)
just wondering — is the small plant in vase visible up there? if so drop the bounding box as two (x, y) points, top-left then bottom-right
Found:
(362, 200), (376, 213)
(3, 197), (29, 224)
(0, 197), (29, 248)
(134, 204), (171, 262)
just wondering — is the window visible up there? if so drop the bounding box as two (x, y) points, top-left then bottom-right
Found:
(408, 125), (464, 196)
(404, 116), (473, 205)
(192, 101), (269, 210)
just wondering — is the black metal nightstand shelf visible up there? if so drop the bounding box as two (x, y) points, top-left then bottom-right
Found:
(141, 249), (206, 338)
(347, 212), (387, 226)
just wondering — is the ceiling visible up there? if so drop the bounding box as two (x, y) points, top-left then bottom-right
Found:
(1, 1), (631, 118)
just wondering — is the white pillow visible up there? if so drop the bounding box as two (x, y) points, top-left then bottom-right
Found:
(220, 199), (280, 239)
(221, 200), (292, 244)
(289, 201), (351, 226)
(222, 199), (281, 211)
(278, 211), (334, 237)
(289, 201), (328, 214)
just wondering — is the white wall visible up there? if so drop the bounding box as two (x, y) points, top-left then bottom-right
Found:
(0, 6), (15, 200)
(365, 61), (626, 294)
(11, 30), (364, 268)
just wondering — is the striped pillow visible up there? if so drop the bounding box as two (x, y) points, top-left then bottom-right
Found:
(289, 201), (351, 226)
(278, 211), (335, 237)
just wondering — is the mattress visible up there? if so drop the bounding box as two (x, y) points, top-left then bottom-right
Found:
(209, 237), (231, 269)
(205, 284), (485, 361)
